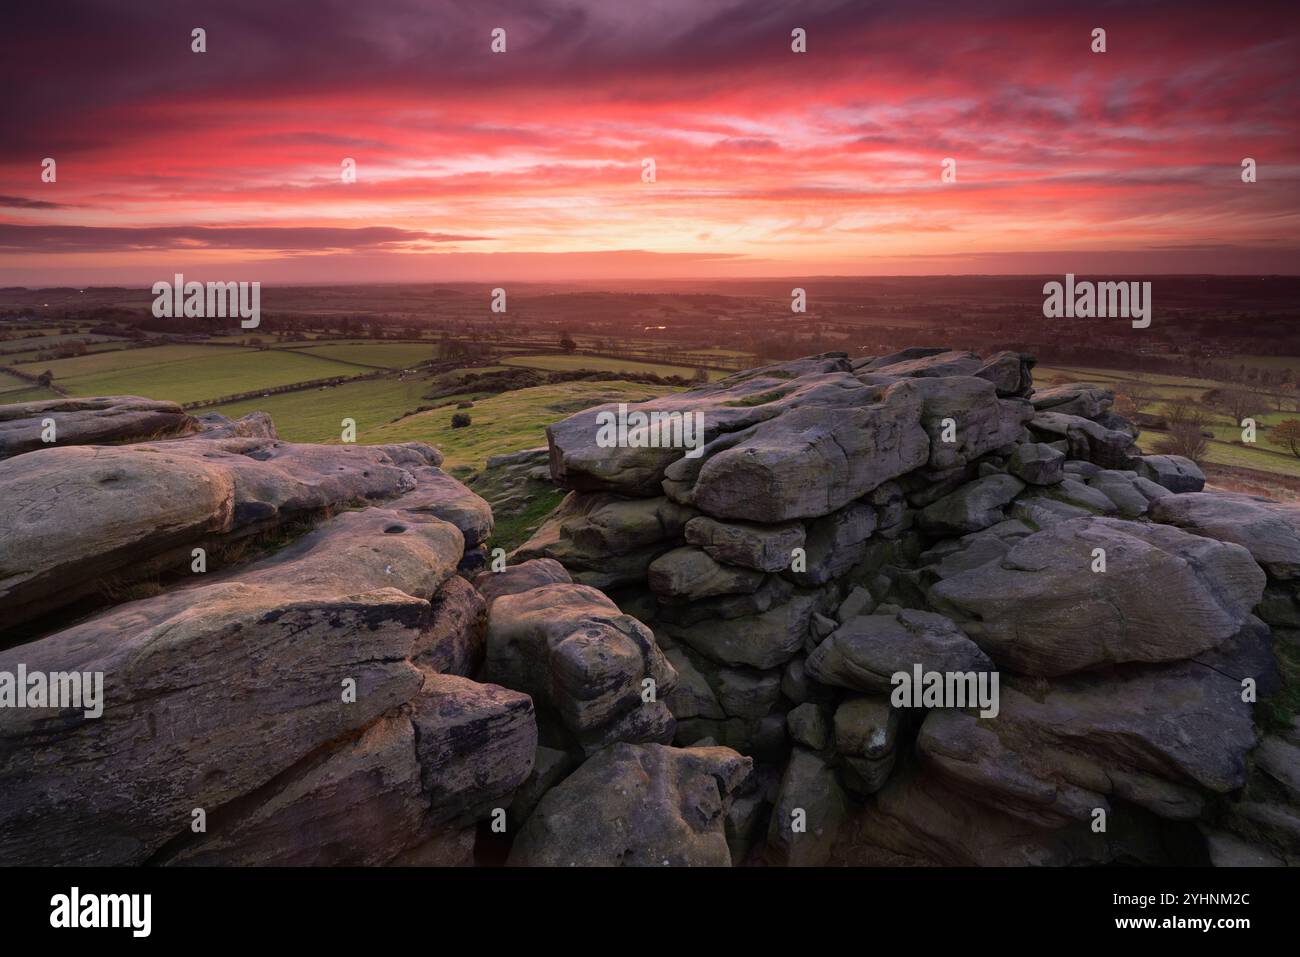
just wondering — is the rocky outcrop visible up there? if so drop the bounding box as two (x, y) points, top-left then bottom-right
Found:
(928, 516), (1265, 675)
(0, 399), (744, 869)
(0, 395), (198, 460)
(0, 484), (523, 864)
(483, 579), (678, 754)
(0, 426), (461, 633)
(1150, 492), (1300, 579)
(516, 347), (1294, 867)
(3, 341), (1295, 869)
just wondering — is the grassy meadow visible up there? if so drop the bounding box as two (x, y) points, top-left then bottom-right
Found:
(6, 319), (1300, 493)
(1038, 364), (1300, 479)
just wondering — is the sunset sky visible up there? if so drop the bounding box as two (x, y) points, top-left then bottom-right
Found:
(2, 0), (1298, 284)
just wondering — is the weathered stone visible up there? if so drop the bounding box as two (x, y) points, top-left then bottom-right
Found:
(909, 376), (1035, 471)
(765, 748), (849, 866)
(663, 648), (725, 721)
(715, 667), (782, 719)
(484, 583), (677, 741)
(833, 696), (899, 760)
(0, 506), (466, 865)
(836, 585), (876, 622)
(1030, 384), (1113, 419)
(929, 517), (1265, 676)
(509, 745), (575, 829)
(1149, 492), (1300, 579)
(397, 466), (493, 547)
(660, 587), (827, 669)
(575, 699), (676, 756)
(414, 576), (487, 677)
(725, 780), (771, 864)
(994, 663), (1257, 797)
(508, 743), (752, 866)
(781, 655), (812, 703)
(510, 492), (694, 589)
(1029, 411), (1138, 469)
(655, 576), (795, 627)
(0, 395), (197, 460)
(785, 501), (877, 586)
(786, 703), (830, 750)
(684, 516), (805, 573)
(1088, 470), (1151, 517)
(1007, 442), (1065, 486)
(0, 435), (444, 631)
(1201, 828), (1285, 867)
(472, 557), (572, 604)
(648, 546), (765, 600)
(853, 346), (950, 371)
(193, 410), (278, 440)
(686, 380), (930, 522)
(918, 709), (1103, 827)
(408, 674), (538, 827)
(869, 349), (983, 379)
(918, 474), (1025, 535)
(805, 608), (993, 694)
(1063, 460), (1102, 479)
(1008, 497), (1092, 528)
(1022, 476), (1118, 515)
(161, 713), (431, 866)
(1136, 454), (1206, 493)
(975, 351), (1035, 397)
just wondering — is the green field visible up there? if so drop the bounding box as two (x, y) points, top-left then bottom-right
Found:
(48, 345), (363, 405)
(210, 376), (457, 443)
(0, 371), (60, 403)
(33, 344), (239, 379)
(365, 380), (677, 473)
(0, 371), (44, 400)
(502, 353), (722, 380)
(285, 342), (440, 369)
(1038, 365), (1300, 478)
(5, 340), (134, 364)
(213, 376), (677, 474)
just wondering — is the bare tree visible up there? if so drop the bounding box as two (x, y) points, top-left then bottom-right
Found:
(1212, 388), (1264, 430)
(1269, 420), (1300, 458)
(1155, 398), (1210, 464)
(1120, 375), (1156, 414)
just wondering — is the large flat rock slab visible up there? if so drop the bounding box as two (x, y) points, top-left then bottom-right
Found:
(0, 435), (444, 632)
(0, 505), (466, 865)
(0, 395), (197, 460)
(1150, 491), (1300, 579)
(929, 516), (1265, 675)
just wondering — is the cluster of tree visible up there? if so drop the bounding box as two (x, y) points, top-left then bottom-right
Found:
(32, 340), (90, 361)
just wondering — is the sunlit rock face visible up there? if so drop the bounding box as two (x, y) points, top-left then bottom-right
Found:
(1, 343), (1293, 869)
(520, 348), (1294, 867)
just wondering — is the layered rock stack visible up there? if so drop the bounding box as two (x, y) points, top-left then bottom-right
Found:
(0, 400), (747, 866)
(517, 348), (1299, 865)
(2, 345), (1297, 867)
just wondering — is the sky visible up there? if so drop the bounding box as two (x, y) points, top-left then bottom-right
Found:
(1, 0), (1298, 284)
